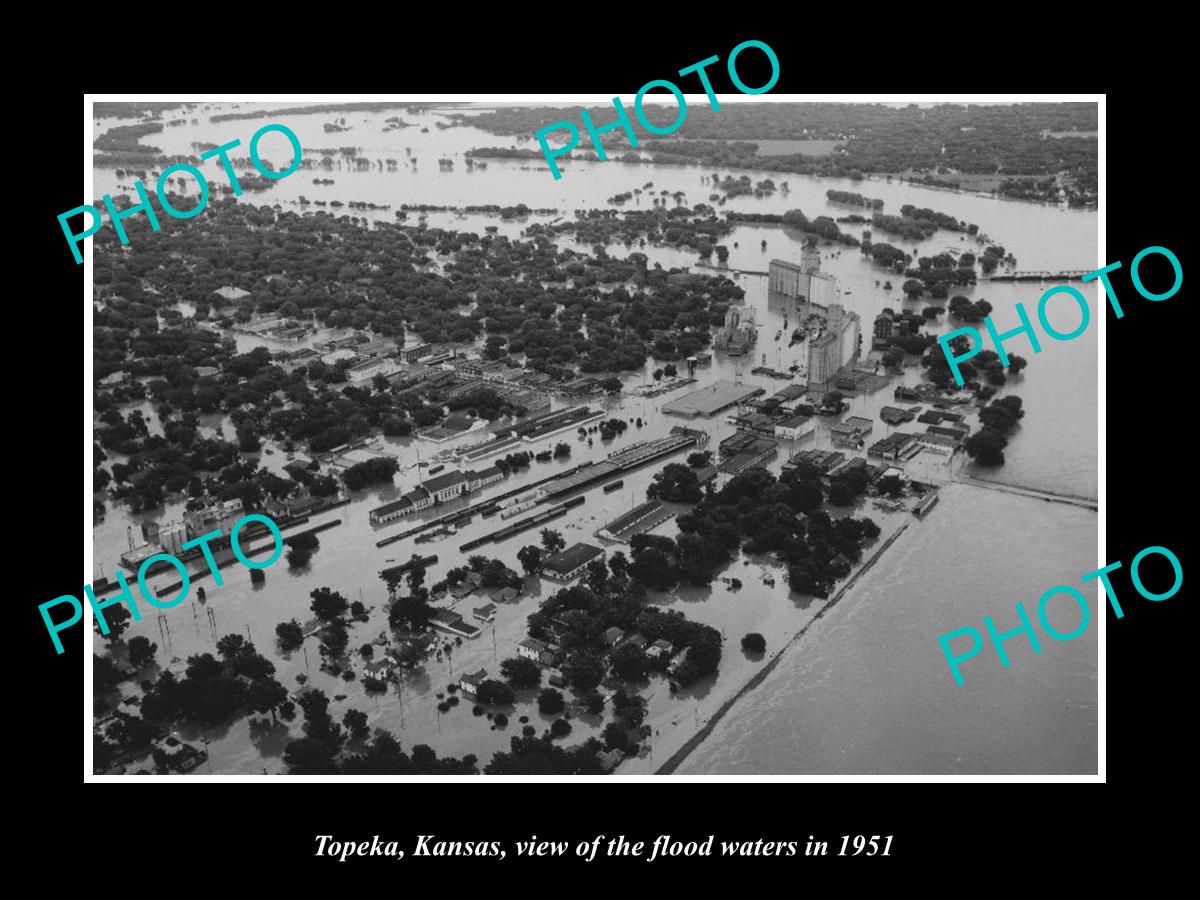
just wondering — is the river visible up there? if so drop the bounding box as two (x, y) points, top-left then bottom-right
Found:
(675, 482), (1098, 774)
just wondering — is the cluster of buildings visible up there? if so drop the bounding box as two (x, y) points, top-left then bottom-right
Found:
(718, 431), (779, 475)
(713, 305), (757, 355)
(768, 243), (839, 317)
(783, 448), (904, 485)
(806, 303), (862, 386)
(766, 245), (863, 388)
(121, 498), (247, 570)
(872, 307), (925, 348)
(368, 466), (504, 524)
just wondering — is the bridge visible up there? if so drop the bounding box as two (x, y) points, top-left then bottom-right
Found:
(987, 270), (1090, 282)
(694, 262), (771, 277)
(952, 473), (1097, 510)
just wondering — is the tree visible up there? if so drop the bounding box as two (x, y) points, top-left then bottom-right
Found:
(549, 718), (572, 739)
(405, 554), (427, 592)
(964, 429), (1008, 466)
(600, 376), (623, 395)
(282, 736), (339, 774)
(310, 587), (349, 621)
(127, 635), (157, 668)
(610, 642), (649, 681)
(1007, 354), (1028, 373)
(517, 544), (543, 575)
(741, 633), (766, 654)
(876, 475), (905, 498)
(647, 463), (702, 503)
(320, 620), (349, 658)
(608, 551), (630, 579)
(663, 363), (677, 377)
(343, 708), (370, 741)
(686, 450), (712, 468)
(95, 654), (122, 692)
(562, 652), (605, 693)
(540, 528), (565, 555)
(382, 415), (412, 436)
(822, 391), (844, 409)
(276, 619), (304, 652)
(500, 656), (542, 688)
(602, 722), (631, 752)
(537, 688), (565, 715)
(101, 605), (132, 642)
(247, 677), (288, 721)
(389, 592), (433, 631)
(476, 679), (515, 706)
(215, 634), (247, 660)
(553, 441), (571, 459)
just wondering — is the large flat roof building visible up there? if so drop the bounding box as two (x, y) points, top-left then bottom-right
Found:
(662, 381), (763, 418)
(541, 543), (606, 583)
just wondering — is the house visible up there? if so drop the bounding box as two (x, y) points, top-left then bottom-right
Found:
(320, 348), (357, 366)
(597, 749), (626, 773)
(728, 411), (778, 436)
(450, 580), (476, 600)
(927, 423), (970, 439)
(519, 638), (548, 662)
(541, 543), (606, 584)
(774, 413), (814, 441)
(459, 669), (488, 695)
(915, 432), (959, 455)
(538, 648), (559, 668)
(430, 608), (481, 638)
(784, 448), (845, 474)
(604, 627), (625, 647)
(867, 433), (920, 461)
(647, 639), (674, 659)
(626, 633), (648, 650)
(879, 405), (915, 426)
(364, 659), (394, 680)
(770, 384), (809, 413)
(831, 416), (875, 449)
(491, 586), (520, 604)
(410, 633), (437, 653)
(472, 602), (497, 623)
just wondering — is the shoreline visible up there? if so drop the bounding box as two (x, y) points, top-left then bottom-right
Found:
(654, 518), (913, 775)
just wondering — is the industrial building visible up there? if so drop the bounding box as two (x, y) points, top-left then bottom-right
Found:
(662, 381), (763, 418)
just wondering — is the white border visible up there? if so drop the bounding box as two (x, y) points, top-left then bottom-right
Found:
(83, 93), (1105, 783)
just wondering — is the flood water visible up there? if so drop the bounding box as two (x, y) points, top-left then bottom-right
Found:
(91, 102), (1098, 774)
(677, 482), (1098, 774)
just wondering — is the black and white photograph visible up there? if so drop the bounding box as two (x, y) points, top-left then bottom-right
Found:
(83, 94), (1101, 778)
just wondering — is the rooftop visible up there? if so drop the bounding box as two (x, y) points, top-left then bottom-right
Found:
(542, 543), (605, 576)
(662, 380), (763, 418)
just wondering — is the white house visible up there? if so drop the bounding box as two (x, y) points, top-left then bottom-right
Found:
(518, 638), (548, 662)
(459, 668), (488, 695)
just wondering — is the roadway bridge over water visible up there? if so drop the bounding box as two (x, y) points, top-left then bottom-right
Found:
(987, 270), (1090, 282)
(952, 473), (1098, 510)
